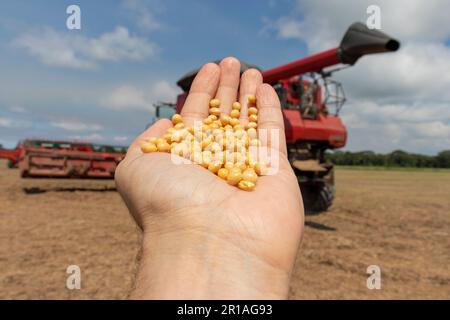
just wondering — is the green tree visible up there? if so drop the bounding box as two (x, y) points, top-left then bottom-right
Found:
(435, 150), (450, 168)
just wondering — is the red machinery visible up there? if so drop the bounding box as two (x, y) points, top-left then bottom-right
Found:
(0, 142), (23, 168)
(173, 22), (400, 212)
(0, 139), (127, 179)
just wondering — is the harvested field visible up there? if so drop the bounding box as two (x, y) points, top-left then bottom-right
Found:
(0, 160), (449, 299)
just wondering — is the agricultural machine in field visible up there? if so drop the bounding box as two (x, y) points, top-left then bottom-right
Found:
(0, 142), (22, 168)
(166, 22), (400, 212)
(0, 139), (127, 178)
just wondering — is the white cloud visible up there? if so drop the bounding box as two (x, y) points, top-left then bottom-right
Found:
(266, 17), (303, 39)
(263, 0), (450, 154)
(342, 117), (450, 154)
(113, 136), (129, 142)
(150, 81), (180, 102)
(0, 116), (30, 128)
(122, 0), (162, 31)
(69, 133), (105, 142)
(341, 101), (450, 151)
(335, 42), (450, 101)
(50, 119), (103, 131)
(266, 0), (450, 52)
(100, 80), (179, 112)
(415, 121), (450, 138)
(9, 106), (27, 113)
(102, 85), (149, 110)
(0, 117), (14, 128)
(138, 12), (160, 31)
(14, 26), (159, 69)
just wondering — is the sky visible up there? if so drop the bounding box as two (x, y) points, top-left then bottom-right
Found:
(0, 0), (449, 154)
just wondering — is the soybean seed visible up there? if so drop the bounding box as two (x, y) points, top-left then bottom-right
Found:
(227, 170), (242, 186)
(208, 160), (223, 174)
(238, 180), (256, 191)
(248, 95), (257, 104)
(254, 162), (269, 176)
(203, 117), (213, 125)
(220, 115), (231, 126)
(230, 118), (240, 127)
(248, 107), (258, 115)
(230, 109), (240, 119)
(224, 162), (234, 170)
(172, 114), (183, 125)
(247, 128), (257, 139)
(242, 168), (258, 183)
(218, 168), (228, 180)
(141, 142), (157, 153)
(157, 141), (171, 152)
(209, 99), (221, 108)
(249, 114), (258, 123)
(209, 107), (221, 117)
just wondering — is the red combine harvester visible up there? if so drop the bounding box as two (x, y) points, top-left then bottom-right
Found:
(169, 22), (400, 212)
(0, 139), (127, 179)
(0, 142), (22, 168)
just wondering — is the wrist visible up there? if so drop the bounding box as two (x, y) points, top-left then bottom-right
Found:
(131, 216), (291, 299)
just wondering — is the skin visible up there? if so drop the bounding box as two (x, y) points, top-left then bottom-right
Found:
(115, 57), (304, 299)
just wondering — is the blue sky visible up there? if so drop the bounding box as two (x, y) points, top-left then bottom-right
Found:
(0, 0), (449, 154)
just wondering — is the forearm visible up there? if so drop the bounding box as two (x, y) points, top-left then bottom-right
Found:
(130, 229), (291, 299)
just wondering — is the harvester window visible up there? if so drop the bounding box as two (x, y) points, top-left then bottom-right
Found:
(154, 102), (176, 120)
(300, 82), (319, 119)
(41, 143), (54, 148)
(289, 81), (301, 100)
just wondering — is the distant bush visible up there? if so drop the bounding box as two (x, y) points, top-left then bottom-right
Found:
(326, 150), (450, 168)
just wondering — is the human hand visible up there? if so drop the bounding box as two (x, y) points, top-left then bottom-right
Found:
(115, 57), (304, 299)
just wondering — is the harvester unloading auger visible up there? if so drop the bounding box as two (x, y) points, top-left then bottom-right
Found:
(170, 22), (400, 213)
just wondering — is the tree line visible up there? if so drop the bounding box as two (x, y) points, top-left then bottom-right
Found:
(325, 150), (450, 168)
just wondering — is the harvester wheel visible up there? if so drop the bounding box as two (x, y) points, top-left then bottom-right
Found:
(21, 169), (29, 178)
(300, 168), (335, 214)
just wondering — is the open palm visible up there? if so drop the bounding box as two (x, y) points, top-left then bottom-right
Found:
(115, 57), (304, 297)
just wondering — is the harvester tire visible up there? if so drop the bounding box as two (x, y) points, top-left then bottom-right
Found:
(20, 169), (29, 178)
(300, 167), (335, 214)
(301, 183), (335, 214)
